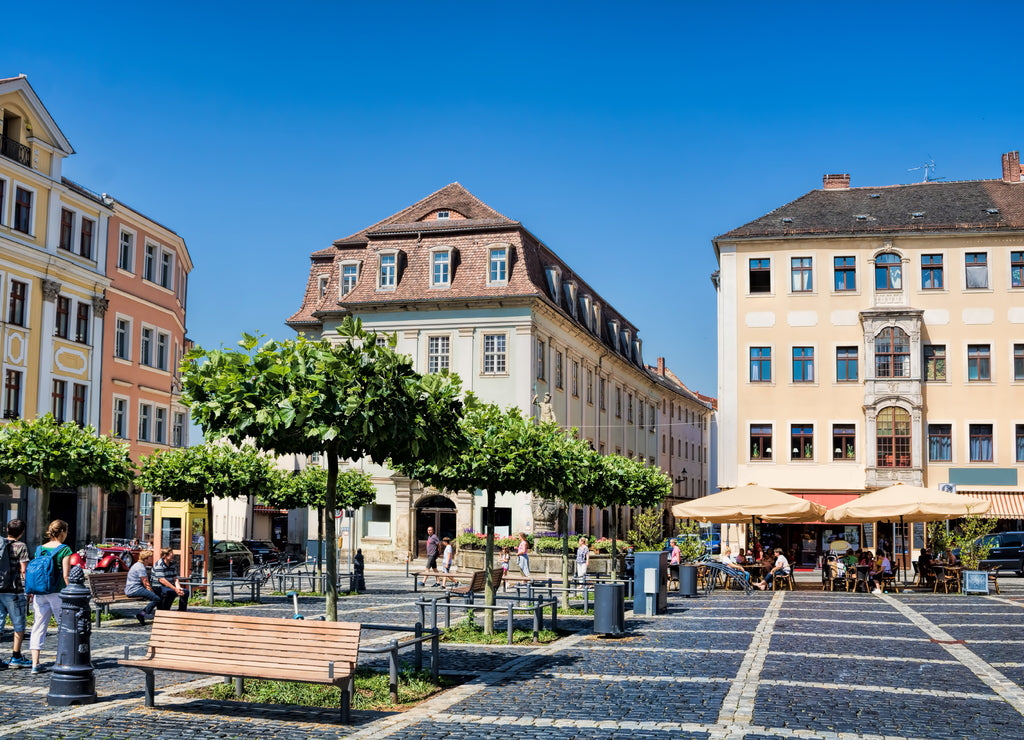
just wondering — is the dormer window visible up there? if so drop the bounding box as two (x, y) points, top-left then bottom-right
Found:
(592, 303), (602, 336)
(578, 294), (593, 329)
(340, 260), (361, 296)
(620, 329), (632, 356)
(544, 266), (562, 302)
(378, 251), (398, 290)
(608, 319), (620, 352)
(488, 247), (508, 285)
(431, 248), (452, 288)
(436, 211), (450, 220)
(563, 281), (578, 319)
(317, 275), (329, 297)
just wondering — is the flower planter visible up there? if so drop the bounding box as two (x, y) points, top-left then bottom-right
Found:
(457, 549), (616, 576)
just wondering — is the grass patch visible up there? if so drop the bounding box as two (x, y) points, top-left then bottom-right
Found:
(440, 613), (565, 645)
(187, 595), (258, 608)
(184, 666), (465, 711)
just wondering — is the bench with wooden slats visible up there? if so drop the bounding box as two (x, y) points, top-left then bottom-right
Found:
(119, 610), (361, 722)
(88, 571), (149, 627)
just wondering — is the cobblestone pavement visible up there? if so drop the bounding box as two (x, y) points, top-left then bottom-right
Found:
(3, 569), (1024, 739)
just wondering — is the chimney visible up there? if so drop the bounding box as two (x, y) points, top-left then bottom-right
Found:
(1002, 151), (1022, 183)
(656, 357), (666, 376)
(823, 173), (851, 190)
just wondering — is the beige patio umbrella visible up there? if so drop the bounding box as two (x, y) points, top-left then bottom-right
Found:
(671, 483), (827, 523)
(672, 484), (827, 555)
(824, 483), (991, 583)
(823, 483), (991, 524)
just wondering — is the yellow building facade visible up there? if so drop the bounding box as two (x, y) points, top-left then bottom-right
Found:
(715, 157), (1024, 566)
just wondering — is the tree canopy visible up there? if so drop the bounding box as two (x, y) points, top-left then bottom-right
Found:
(181, 317), (465, 619)
(0, 413), (135, 527)
(137, 442), (284, 598)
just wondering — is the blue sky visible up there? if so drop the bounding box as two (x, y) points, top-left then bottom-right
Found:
(6, 2), (1024, 398)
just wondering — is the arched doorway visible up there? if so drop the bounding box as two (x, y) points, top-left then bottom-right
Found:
(415, 495), (456, 558)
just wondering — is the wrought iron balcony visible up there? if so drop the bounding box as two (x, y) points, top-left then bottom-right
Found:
(0, 135), (31, 167)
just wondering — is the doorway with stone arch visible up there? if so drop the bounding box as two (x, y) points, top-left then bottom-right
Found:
(415, 494), (457, 558)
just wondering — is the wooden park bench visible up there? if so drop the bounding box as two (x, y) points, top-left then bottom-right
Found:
(88, 571), (150, 628)
(119, 610), (361, 722)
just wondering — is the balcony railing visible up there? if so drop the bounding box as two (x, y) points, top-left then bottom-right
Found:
(0, 135), (31, 167)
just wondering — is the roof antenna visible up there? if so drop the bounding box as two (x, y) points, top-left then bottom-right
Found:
(908, 157), (945, 183)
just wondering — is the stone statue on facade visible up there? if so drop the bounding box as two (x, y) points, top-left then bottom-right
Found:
(531, 496), (561, 534)
(532, 393), (556, 423)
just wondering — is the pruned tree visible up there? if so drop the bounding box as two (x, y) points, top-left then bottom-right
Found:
(0, 413), (134, 541)
(261, 465), (377, 588)
(396, 401), (591, 633)
(136, 442), (284, 604)
(181, 317), (464, 620)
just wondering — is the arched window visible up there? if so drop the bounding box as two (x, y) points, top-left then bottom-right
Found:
(874, 253), (902, 290)
(876, 406), (911, 468)
(875, 327), (910, 378)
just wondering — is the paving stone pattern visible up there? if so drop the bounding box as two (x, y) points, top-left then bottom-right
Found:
(2, 570), (1024, 739)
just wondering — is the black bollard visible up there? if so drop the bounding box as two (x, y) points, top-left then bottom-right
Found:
(47, 565), (97, 706)
(353, 549), (365, 592)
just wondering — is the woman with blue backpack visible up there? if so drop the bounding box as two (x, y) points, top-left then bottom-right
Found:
(26, 520), (72, 675)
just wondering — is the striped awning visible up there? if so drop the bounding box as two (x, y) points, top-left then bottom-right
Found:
(952, 491), (1024, 518)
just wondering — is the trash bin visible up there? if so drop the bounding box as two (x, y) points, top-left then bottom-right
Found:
(679, 564), (698, 597)
(593, 582), (625, 635)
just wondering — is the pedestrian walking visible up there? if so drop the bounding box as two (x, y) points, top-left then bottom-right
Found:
(124, 550), (160, 624)
(516, 532), (531, 577)
(575, 536), (590, 580)
(0, 519), (31, 669)
(28, 519), (73, 674)
(152, 549), (189, 611)
(440, 537), (455, 587)
(420, 527), (441, 587)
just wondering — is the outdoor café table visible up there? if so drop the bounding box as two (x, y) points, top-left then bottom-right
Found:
(745, 564), (765, 583)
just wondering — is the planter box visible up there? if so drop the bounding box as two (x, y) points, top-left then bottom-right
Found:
(458, 549), (616, 576)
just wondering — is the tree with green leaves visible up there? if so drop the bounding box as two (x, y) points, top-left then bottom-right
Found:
(396, 401), (592, 633)
(136, 442), (284, 603)
(0, 413), (135, 540)
(261, 465), (377, 589)
(181, 317), (465, 620)
(590, 453), (672, 573)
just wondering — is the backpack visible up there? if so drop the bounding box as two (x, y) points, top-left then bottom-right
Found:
(25, 545), (66, 595)
(0, 539), (13, 592)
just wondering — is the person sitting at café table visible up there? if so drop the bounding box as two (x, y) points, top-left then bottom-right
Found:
(737, 548), (750, 563)
(842, 549), (858, 569)
(918, 546), (935, 582)
(756, 548), (790, 590)
(868, 550), (892, 594)
(720, 547), (750, 582)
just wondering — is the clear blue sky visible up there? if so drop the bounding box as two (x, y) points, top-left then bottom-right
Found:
(6, 2), (1024, 399)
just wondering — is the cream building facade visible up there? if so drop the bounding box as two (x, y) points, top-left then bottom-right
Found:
(288, 184), (712, 563)
(714, 154), (1024, 565)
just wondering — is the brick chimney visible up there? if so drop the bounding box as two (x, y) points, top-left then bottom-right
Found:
(1002, 151), (1022, 183)
(656, 357), (666, 376)
(823, 173), (851, 190)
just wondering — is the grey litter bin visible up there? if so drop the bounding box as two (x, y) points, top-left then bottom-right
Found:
(593, 582), (625, 635)
(680, 564), (698, 597)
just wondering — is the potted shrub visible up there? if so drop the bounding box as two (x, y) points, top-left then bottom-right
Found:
(951, 516), (998, 594)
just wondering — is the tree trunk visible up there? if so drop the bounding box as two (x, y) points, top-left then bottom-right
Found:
(316, 505), (325, 594)
(205, 495), (214, 606)
(324, 448), (339, 621)
(483, 489), (495, 635)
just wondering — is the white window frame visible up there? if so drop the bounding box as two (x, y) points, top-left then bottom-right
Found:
(159, 249), (174, 290)
(430, 248), (452, 288)
(138, 402), (153, 442)
(0, 174), (7, 227)
(172, 411), (186, 447)
(118, 229), (136, 272)
(12, 182), (36, 236)
(112, 396), (129, 439)
(426, 335), (451, 373)
(154, 406), (168, 444)
(340, 260), (360, 296)
(156, 331), (170, 371)
(481, 332), (508, 375)
(143, 243), (158, 282)
(488, 247), (508, 285)
(114, 316), (132, 360)
(378, 251), (398, 290)
(140, 326), (154, 367)
(317, 274), (329, 297)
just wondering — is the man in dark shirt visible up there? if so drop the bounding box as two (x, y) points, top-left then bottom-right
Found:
(420, 527), (441, 587)
(152, 548), (189, 611)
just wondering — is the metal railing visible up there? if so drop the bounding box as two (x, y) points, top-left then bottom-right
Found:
(358, 622), (440, 702)
(0, 135), (30, 167)
(415, 592), (558, 645)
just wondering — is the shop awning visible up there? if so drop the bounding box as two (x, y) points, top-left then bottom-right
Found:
(951, 491), (1024, 519)
(253, 505), (288, 515)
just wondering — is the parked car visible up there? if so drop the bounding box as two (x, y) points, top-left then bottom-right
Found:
(210, 540), (254, 576)
(975, 531), (1024, 574)
(242, 539), (280, 565)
